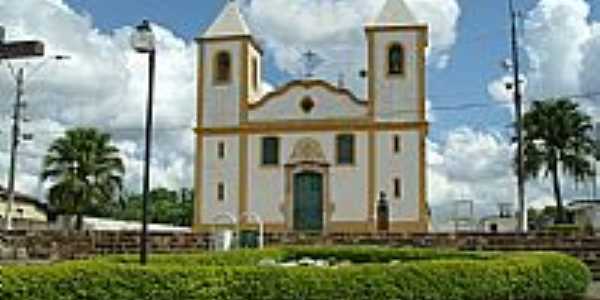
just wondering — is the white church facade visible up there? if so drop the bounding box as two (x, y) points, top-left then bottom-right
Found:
(193, 0), (430, 233)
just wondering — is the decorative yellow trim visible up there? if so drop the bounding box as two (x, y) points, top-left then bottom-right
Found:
(249, 79), (367, 110)
(238, 40), (250, 225)
(196, 219), (427, 234)
(239, 134), (248, 225)
(240, 40), (249, 123)
(365, 24), (428, 34)
(197, 35), (264, 55)
(418, 38), (427, 122)
(367, 130), (376, 232)
(419, 131), (428, 227)
(367, 31), (375, 119)
(193, 42), (205, 232)
(196, 121), (428, 136)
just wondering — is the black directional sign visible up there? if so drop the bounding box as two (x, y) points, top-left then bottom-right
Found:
(0, 41), (44, 60)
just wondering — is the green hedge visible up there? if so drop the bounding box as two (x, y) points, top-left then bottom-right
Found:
(0, 248), (591, 300)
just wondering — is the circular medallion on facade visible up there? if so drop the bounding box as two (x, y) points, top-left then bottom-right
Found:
(300, 96), (315, 113)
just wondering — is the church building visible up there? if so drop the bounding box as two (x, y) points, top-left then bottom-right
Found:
(194, 0), (430, 233)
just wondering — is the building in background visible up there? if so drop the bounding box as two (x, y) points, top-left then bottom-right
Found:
(194, 0), (430, 233)
(52, 216), (191, 233)
(479, 203), (518, 233)
(568, 200), (600, 232)
(0, 186), (48, 230)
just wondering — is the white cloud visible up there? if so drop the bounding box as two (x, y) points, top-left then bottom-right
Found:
(0, 0), (463, 200)
(0, 0), (563, 231)
(524, 0), (591, 100)
(0, 0), (196, 196)
(488, 0), (600, 108)
(242, 0), (461, 96)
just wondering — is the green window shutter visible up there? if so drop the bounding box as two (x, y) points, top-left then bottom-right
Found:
(262, 137), (280, 165)
(337, 134), (355, 165)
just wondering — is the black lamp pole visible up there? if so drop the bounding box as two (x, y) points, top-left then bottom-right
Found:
(132, 20), (156, 265)
(141, 48), (155, 265)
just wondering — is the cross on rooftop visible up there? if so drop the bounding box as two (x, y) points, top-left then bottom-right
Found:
(302, 50), (323, 78)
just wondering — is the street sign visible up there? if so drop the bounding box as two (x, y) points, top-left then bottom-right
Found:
(0, 41), (44, 59)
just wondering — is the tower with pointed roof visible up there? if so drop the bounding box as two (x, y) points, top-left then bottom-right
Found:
(365, 0), (429, 230)
(197, 0), (262, 128)
(365, 0), (428, 123)
(195, 0), (262, 228)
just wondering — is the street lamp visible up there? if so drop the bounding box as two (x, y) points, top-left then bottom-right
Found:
(131, 19), (156, 265)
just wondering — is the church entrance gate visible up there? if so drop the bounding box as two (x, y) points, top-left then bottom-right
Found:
(293, 171), (324, 231)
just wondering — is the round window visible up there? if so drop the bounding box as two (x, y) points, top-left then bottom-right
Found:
(300, 97), (315, 113)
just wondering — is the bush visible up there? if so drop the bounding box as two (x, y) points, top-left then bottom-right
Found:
(0, 248), (591, 300)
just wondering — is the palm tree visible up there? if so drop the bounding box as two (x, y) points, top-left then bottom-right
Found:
(522, 98), (599, 223)
(42, 127), (125, 230)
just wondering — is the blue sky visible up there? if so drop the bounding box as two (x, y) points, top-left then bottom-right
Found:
(61, 0), (548, 142)
(62, 0), (600, 144)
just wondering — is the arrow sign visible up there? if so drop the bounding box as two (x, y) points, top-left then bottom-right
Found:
(0, 41), (44, 60)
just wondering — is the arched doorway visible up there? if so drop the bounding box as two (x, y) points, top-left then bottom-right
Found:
(293, 171), (324, 231)
(282, 138), (333, 233)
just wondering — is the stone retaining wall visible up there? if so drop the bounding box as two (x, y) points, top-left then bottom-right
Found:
(2, 231), (600, 261)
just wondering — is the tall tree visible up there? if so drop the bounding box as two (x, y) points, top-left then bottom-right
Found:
(41, 128), (124, 230)
(113, 188), (194, 227)
(522, 98), (599, 223)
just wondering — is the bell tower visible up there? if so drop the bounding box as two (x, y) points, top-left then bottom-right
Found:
(365, 0), (430, 232)
(194, 0), (262, 230)
(365, 0), (428, 123)
(197, 0), (262, 127)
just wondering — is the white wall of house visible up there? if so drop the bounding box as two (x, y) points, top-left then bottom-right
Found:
(248, 84), (367, 121)
(0, 200), (47, 222)
(202, 40), (243, 127)
(371, 30), (422, 123)
(376, 130), (420, 221)
(202, 136), (240, 225)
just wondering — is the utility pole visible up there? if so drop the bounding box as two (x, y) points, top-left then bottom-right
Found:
(509, 0), (527, 233)
(0, 27), (44, 230)
(5, 67), (24, 230)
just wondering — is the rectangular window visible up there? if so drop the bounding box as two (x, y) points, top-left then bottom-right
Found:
(393, 135), (401, 153)
(394, 178), (401, 199)
(262, 137), (280, 166)
(217, 182), (225, 202)
(336, 134), (355, 165)
(218, 142), (225, 159)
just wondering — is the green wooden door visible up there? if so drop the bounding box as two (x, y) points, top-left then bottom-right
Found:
(293, 172), (324, 232)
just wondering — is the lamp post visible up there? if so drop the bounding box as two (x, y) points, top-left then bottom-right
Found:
(131, 20), (156, 265)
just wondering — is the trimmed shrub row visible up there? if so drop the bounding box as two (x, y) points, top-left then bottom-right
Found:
(0, 248), (591, 300)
